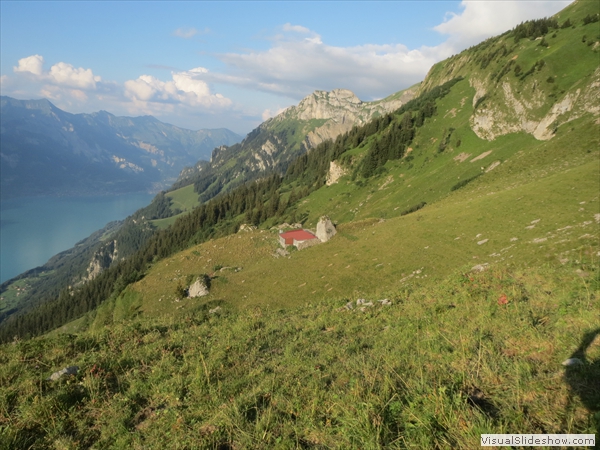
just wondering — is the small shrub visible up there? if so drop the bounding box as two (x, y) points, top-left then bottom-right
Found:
(474, 94), (487, 109)
(400, 202), (426, 216)
(451, 174), (482, 192)
(514, 64), (522, 76)
(582, 14), (599, 25)
(175, 283), (187, 299)
(546, 76), (555, 83)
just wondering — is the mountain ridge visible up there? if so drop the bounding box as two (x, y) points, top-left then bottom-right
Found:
(173, 85), (418, 207)
(0, 96), (242, 199)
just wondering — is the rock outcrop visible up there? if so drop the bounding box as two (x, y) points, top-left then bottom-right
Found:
(285, 87), (417, 149)
(326, 161), (347, 186)
(85, 240), (118, 282)
(316, 216), (337, 243)
(188, 276), (209, 298)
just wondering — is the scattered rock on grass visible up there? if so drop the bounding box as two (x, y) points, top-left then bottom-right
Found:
(48, 366), (79, 381)
(357, 299), (374, 307)
(471, 263), (489, 272)
(562, 358), (583, 367)
(273, 248), (289, 258)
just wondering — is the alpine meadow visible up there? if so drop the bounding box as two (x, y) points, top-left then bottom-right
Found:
(0, 1), (599, 449)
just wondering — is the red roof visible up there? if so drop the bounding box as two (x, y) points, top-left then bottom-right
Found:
(279, 229), (318, 242)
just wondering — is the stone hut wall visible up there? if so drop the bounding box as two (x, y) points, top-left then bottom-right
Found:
(294, 238), (320, 250)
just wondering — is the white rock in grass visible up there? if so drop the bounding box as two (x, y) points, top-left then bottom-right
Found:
(48, 366), (79, 381)
(477, 239), (489, 245)
(471, 263), (489, 272)
(562, 358), (583, 367)
(188, 277), (209, 298)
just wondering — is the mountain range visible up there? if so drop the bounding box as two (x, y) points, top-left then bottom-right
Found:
(0, 97), (242, 198)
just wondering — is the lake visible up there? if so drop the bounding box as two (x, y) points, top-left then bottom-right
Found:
(0, 193), (154, 283)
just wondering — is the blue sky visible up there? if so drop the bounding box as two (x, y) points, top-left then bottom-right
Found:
(1, 1), (572, 134)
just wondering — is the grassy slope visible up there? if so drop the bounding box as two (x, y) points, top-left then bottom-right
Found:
(151, 184), (200, 229)
(1, 256), (597, 448)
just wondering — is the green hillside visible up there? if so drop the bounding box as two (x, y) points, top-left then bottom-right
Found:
(1, 1), (599, 447)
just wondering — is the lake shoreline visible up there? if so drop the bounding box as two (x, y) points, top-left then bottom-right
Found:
(0, 193), (155, 283)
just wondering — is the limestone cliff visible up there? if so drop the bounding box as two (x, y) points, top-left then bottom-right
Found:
(267, 87), (417, 150)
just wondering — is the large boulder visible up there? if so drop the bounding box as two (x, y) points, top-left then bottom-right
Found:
(316, 216), (337, 242)
(188, 276), (210, 298)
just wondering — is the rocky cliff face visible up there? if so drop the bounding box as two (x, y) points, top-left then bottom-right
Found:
(326, 161), (347, 186)
(269, 87), (417, 150)
(85, 240), (118, 282)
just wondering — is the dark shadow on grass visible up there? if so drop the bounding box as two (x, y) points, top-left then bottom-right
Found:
(466, 386), (500, 423)
(563, 328), (600, 433)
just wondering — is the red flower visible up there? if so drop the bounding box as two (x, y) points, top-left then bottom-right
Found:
(497, 294), (508, 305)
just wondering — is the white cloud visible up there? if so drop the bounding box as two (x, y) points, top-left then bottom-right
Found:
(6, 55), (234, 128)
(48, 62), (100, 89)
(173, 27), (198, 39)
(2, 1), (576, 134)
(262, 106), (289, 121)
(124, 67), (232, 110)
(13, 54), (101, 90)
(434, 1), (573, 50)
(14, 54), (44, 76)
(282, 23), (310, 34)
(213, 35), (442, 101)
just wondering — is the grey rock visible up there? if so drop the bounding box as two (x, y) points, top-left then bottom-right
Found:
(356, 298), (373, 307)
(48, 366), (79, 381)
(188, 277), (209, 298)
(562, 358), (583, 367)
(316, 216), (337, 243)
(471, 263), (489, 272)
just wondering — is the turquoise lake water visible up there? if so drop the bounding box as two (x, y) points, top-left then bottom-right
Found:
(0, 193), (154, 283)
